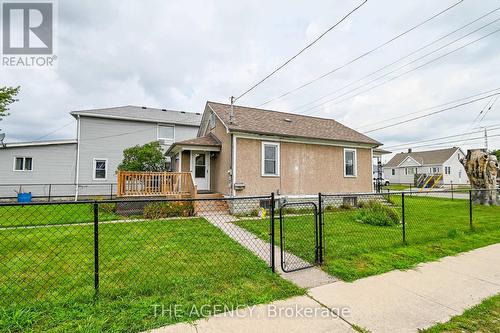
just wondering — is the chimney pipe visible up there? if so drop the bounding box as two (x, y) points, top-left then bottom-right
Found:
(408, 148), (412, 153)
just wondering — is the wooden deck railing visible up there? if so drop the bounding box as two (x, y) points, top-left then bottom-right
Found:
(117, 171), (196, 197)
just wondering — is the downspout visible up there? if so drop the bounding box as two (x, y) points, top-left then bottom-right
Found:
(230, 133), (235, 197)
(74, 115), (81, 201)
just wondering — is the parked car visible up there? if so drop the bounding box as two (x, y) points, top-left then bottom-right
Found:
(373, 177), (390, 186)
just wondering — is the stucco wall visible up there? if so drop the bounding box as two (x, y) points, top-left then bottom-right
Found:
(234, 138), (373, 196)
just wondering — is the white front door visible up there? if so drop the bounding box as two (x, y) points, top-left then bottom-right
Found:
(191, 151), (210, 191)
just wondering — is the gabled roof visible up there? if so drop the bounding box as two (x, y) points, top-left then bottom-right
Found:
(206, 101), (380, 146)
(165, 133), (221, 154)
(384, 147), (460, 168)
(71, 105), (202, 127)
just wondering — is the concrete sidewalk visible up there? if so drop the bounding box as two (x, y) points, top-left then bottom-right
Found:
(150, 243), (500, 333)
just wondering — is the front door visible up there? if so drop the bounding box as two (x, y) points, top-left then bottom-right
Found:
(191, 151), (210, 191)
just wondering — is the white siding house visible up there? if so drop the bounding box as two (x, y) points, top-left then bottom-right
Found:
(0, 106), (202, 198)
(383, 147), (468, 185)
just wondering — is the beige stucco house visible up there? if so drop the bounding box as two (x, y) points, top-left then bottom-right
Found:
(166, 101), (382, 197)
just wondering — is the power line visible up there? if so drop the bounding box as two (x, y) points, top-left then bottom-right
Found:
(392, 133), (500, 150)
(34, 121), (75, 141)
(291, 7), (500, 113)
(358, 87), (500, 131)
(364, 93), (500, 133)
(257, 0), (464, 106)
(304, 26), (500, 115)
(233, 0), (368, 102)
(384, 126), (500, 149)
(478, 94), (499, 123)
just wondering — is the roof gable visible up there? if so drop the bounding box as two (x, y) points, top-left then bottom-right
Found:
(385, 147), (459, 168)
(206, 101), (380, 146)
(398, 156), (422, 167)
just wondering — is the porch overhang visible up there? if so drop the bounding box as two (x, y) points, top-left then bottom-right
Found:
(166, 133), (222, 156)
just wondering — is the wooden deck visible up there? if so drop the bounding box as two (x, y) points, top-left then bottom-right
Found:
(116, 171), (197, 198)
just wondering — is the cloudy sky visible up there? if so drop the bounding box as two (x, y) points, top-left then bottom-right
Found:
(1, 0), (499, 161)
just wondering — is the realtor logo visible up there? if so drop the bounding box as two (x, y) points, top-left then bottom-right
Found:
(1, 1), (56, 67)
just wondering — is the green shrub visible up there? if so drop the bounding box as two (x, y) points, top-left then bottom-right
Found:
(143, 201), (194, 219)
(353, 201), (399, 226)
(99, 203), (117, 214)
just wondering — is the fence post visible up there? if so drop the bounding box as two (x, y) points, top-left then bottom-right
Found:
(270, 192), (275, 273)
(469, 190), (473, 230)
(451, 182), (454, 201)
(93, 202), (100, 298)
(318, 193), (323, 265)
(48, 184), (52, 202)
(402, 192), (406, 244)
(110, 184), (113, 200)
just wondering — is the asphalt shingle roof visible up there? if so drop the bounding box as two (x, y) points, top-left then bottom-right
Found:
(173, 133), (221, 147)
(71, 105), (202, 126)
(384, 147), (459, 167)
(207, 102), (380, 146)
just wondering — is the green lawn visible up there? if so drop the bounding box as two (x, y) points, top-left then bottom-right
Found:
(382, 184), (411, 191)
(0, 218), (302, 332)
(236, 196), (500, 281)
(422, 294), (500, 332)
(0, 203), (121, 227)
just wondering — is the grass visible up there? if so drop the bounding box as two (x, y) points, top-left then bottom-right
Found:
(236, 196), (500, 281)
(421, 294), (500, 332)
(0, 217), (303, 332)
(0, 203), (121, 227)
(382, 184), (411, 191)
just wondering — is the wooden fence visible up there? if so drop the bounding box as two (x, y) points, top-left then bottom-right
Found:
(117, 171), (196, 197)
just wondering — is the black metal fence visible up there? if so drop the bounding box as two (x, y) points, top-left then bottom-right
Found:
(1, 189), (498, 324)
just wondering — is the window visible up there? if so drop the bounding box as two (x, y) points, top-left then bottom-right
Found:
(261, 142), (280, 176)
(158, 125), (174, 141)
(209, 112), (216, 129)
(391, 169), (395, 176)
(93, 159), (107, 180)
(433, 167), (440, 173)
(405, 167), (417, 175)
(445, 166), (451, 175)
(14, 157), (33, 171)
(344, 148), (357, 177)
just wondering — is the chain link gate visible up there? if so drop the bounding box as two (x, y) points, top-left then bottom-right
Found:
(279, 201), (323, 272)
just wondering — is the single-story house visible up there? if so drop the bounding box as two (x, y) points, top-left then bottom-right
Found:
(383, 147), (469, 185)
(0, 106), (202, 198)
(166, 101), (383, 197)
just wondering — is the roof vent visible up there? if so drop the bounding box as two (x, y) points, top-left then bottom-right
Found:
(161, 108), (167, 111)
(196, 113), (201, 115)
(141, 106), (147, 109)
(284, 118), (292, 123)
(180, 111), (186, 114)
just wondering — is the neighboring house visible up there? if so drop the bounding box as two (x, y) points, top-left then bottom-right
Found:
(166, 101), (382, 197)
(383, 147), (468, 185)
(0, 106), (202, 198)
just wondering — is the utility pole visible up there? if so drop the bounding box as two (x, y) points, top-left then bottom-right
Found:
(229, 96), (234, 124)
(483, 127), (489, 152)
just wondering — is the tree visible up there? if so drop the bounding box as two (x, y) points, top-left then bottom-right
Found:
(492, 149), (500, 161)
(0, 86), (20, 121)
(118, 141), (168, 172)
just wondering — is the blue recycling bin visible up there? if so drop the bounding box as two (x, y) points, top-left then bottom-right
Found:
(17, 192), (32, 203)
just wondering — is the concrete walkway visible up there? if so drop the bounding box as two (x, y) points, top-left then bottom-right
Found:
(200, 212), (336, 288)
(150, 243), (500, 333)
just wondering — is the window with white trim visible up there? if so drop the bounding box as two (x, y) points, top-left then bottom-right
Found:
(93, 159), (107, 180)
(158, 125), (174, 141)
(445, 166), (451, 175)
(405, 167), (417, 175)
(14, 157), (33, 171)
(344, 148), (357, 177)
(262, 142), (279, 176)
(433, 167), (440, 173)
(391, 169), (395, 176)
